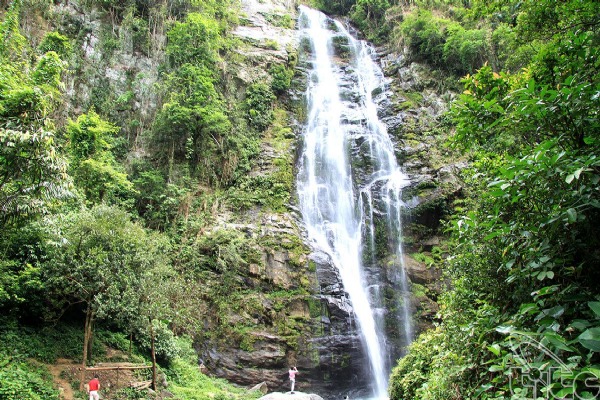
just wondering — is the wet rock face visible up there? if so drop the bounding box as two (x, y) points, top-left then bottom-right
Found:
(193, 2), (454, 396)
(375, 46), (463, 333)
(200, 233), (369, 396)
(299, 253), (371, 395)
(196, 2), (370, 395)
(198, 0), (368, 396)
(203, 334), (289, 387)
(403, 254), (441, 285)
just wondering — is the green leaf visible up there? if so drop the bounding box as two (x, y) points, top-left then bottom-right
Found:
(488, 343), (501, 356)
(475, 383), (493, 397)
(569, 320), (591, 331)
(519, 303), (539, 315)
(544, 332), (574, 352)
(547, 306), (565, 318)
(553, 387), (574, 397)
(577, 328), (600, 352)
(589, 302), (600, 319)
(484, 230), (503, 240)
(566, 174), (575, 183)
(580, 366), (600, 378)
(533, 285), (559, 297)
(566, 208), (577, 223)
(536, 305), (564, 321)
(489, 189), (506, 197)
(496, 325), (514, 334)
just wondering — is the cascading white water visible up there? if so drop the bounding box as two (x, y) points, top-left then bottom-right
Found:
(297, 6), (413, 399)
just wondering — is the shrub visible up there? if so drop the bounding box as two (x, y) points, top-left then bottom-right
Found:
(443, 25), (487, 75)
(270, 64), (294, 94)
(0, 358), (60, 400)
(399, 10), (448, 68)
(38, 32), (72, 58)
(136, 320), (179, 363)
(166, 358), (260, 400)
(245, 83), (275, 131)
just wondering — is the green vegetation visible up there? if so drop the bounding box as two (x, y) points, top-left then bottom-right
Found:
(0, 0), (306, 397)
(4, 0), (597, 398)
(386, 0), (600, 399)
(0, 319), (255, 400)
(0, 0), (70, 227)
(67, 111), (135, 205)
(167, 357), (261, 400)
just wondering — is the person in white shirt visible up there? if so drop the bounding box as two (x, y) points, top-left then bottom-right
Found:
(288, 366), (298, 393)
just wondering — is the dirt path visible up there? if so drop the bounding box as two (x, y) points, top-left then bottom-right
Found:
(46, 353), (142, 399)
(48, 358), (77, 400)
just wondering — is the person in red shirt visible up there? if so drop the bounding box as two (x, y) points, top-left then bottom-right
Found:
(88, 375), (100, 400)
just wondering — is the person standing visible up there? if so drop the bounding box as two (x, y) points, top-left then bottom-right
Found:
(87, 374), (100, 400)
(288, 366), (298, 393)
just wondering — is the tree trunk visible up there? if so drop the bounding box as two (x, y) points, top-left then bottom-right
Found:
(88, 318), (94, 363)
(80, 306), (94, 390)
(150, 319), (157, 391)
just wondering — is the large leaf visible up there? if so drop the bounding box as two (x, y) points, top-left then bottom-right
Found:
(577, 328), (600, 352)
(589, 302), (600, 319)
(544, 332), (574, 352)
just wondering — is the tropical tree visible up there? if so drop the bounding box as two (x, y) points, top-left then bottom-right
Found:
(66, 111), (135, 204)
(44, 205), (170, 389)
(0, 1), (71, 227)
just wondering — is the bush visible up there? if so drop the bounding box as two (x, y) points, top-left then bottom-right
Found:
(350, 0), (392, 42)
(270, 64), (294, 94)
(399, 10), (448, 68)
(0, 358), (60, 400)
(38, 32), (71, 58)
(135, 320), (179, 363)
(443, 25), (487, 75)
(95, 330), (132, 353)
(166, 13), (221, 68)
(245, 83), (275, 131)
(0, 319), (84, 363)
(166, 358), (260, 400)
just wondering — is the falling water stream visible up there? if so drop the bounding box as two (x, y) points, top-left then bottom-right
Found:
(297, 6), (413, 399)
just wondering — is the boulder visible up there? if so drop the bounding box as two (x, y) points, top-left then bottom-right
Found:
(403, 254), (440, 284)
(250, 382), (269, 394)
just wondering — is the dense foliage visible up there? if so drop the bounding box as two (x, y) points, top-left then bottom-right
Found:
(387, 0), (600, 399)
(0, 0), (296, 397)
(0, 1), (71, 227)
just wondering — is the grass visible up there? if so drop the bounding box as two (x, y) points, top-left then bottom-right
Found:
(166, 359), (262, 400)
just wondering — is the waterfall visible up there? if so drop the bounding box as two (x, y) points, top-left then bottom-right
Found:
(297, 6), (413, 399)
